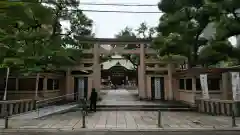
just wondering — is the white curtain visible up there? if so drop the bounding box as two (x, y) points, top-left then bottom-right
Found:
(231, 72), (240, 101)
(200, 74), (209, 99)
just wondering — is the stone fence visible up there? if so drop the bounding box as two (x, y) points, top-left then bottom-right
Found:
(0, 99), (37, 118)
(195, 98), (240, 116)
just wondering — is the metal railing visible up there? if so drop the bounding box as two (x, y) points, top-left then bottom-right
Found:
(78, 108), (239, 128)
(0, 92), (84, 129)
(35, 92), (80, 118)
(37, 92), (79, 108)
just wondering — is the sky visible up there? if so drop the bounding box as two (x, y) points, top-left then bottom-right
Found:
(78, 0), (162, 38)
(61, 0), (237, 45)
(70, 0), (237, 68)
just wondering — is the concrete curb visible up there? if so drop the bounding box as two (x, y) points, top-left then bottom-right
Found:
(1, 127), (240, 132)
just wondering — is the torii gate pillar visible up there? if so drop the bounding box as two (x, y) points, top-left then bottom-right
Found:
(93, 44), (101, 91)
(138, 44), (146, 99)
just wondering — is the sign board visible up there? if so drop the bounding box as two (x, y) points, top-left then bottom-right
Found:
(231, 72), (240, 101)
(200, 74), (209, 99)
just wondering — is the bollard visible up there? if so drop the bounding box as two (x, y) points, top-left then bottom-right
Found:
(157, 110), (162, 128)
(82, 110), (86, 128)
(4, 103), (8, 129)
(82, 99), (87, 128)
(231, 103), (237, 127)
(37, 107), (40, 117)
(36, 103), (40, 117)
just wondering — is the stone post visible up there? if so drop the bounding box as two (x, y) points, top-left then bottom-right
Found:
(88, 77), (93, 99)
(222, 72), (229, 100)
(192, 77), (197, 104)
(126, 76), (128, 85)
(65, 68), (72, 100)
(15, 78), (19, 91)
(93, 44), (101, 92)
(43, 77), (47, 91)
(138, 44), (146, 99)
(167, 63), (174, 100)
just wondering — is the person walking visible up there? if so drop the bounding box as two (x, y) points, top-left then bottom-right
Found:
(90, 88), (98, 112)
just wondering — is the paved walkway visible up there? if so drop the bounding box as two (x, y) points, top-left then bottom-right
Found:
(1, 110), (239, 130)
(98, 89), (159, 106)
(2, 131), (240, 135)
(0, 89), (239, 130)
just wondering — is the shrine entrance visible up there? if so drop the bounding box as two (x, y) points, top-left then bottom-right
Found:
(101, 60), (137, 89)
(108, 62), (127, 85)
(68, 37), (176, 100)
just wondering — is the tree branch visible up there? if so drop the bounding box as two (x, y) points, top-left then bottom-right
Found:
(124, 55), (138, 69)
(50, 4), (62, 39)
(233, 11), (240, 23)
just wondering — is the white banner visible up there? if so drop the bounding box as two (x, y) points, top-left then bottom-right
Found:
(200, 74), (209, 99)
(231, 72), (240, 101)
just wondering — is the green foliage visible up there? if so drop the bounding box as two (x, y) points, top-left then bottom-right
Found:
(198, 41), (232, 66)
(0, 0), (93, 74)
(115, 23), (156, 68)
(154, 0), (240, 67)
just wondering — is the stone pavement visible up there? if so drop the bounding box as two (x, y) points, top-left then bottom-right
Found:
(0, 89), (239, 131)
(2, 131), (240, 135)
(98, 89), (159, 106)
(1, 110), (239, 130)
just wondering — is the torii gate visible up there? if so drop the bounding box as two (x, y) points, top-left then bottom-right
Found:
(67, 37), (175, 100)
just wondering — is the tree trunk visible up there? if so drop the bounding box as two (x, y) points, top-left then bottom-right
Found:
(187, 52), (193, 69)
(3, 67), (10, 101)
(35, 73), (40, 100)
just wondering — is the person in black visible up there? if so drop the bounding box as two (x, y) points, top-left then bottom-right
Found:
(90, 88), (98, 112)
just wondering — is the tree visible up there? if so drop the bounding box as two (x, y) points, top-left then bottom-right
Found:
(205, 0), (240, 64)
(0, 0), (93, 70)
(0, 0), (56, 99)
(198, 40), (233, 67)
(115, 27), (138, 68)
(0, 0), (93, 99)
(154, 0), (240, 67)
(115, 23), (156, 69)
(207, 0), (240, 40)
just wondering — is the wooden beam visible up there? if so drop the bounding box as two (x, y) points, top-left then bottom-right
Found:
(75, 37), (152, 44)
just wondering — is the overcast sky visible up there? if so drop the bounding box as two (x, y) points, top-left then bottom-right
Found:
(78, 0), (162, 38)
(61, 0), (237, 45)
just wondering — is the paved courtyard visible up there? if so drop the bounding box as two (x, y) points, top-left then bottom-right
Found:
(98, 89), (186, 107)
(1, 131), (240, 135)
(0, 89), (239, 131)
(1, 110), (240, 130)
(98, 89), (160, 106)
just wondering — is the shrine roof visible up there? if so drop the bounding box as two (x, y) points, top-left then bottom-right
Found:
(101, 55), (135, 70)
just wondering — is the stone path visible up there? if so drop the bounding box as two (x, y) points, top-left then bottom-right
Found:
(0, 89), (239, 131)
(98, 89), (159, 106)
(1, 111), (239, 130)
(2, 131), (240, 135)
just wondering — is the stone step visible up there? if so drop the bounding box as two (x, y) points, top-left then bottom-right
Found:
(95, 104), (190, 108)
(78, 104), (191, 109)
(94, 107), (195, 111)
